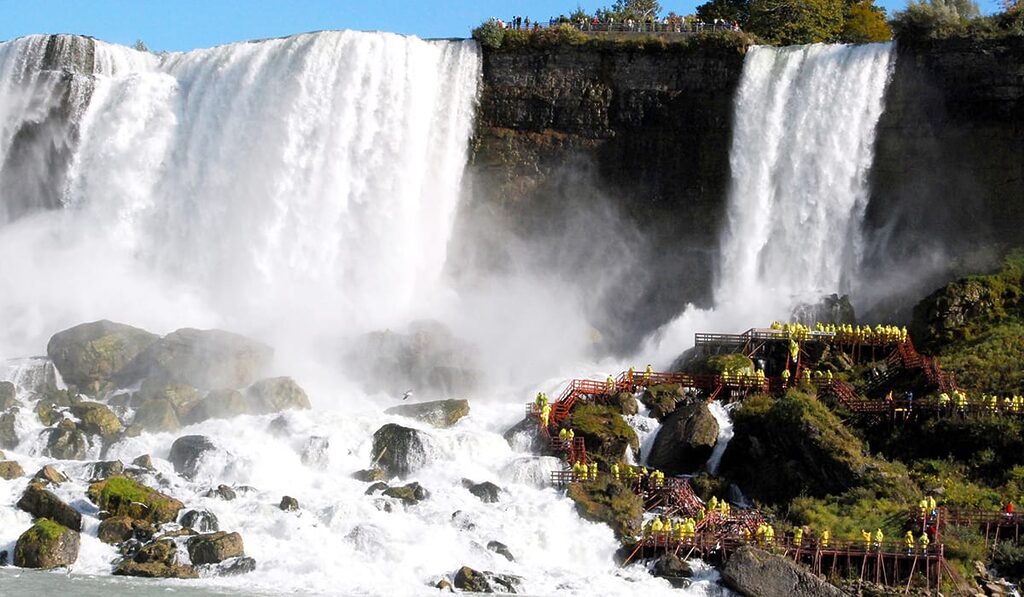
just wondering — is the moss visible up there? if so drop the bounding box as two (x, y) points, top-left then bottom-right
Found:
(32, 517), (67, 541)
(473, 21), (755, 53)
(569, 403), (639, 465)
(88, 475), (183, 524)
(566, 475), (643, 541)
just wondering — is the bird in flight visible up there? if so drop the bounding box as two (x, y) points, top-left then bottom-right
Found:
(402, 389), (413, 401)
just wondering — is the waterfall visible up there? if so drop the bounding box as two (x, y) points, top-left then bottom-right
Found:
(0, 33), (480, 355)
(705, 401), (735, 475)
(645, 43), (895, 364)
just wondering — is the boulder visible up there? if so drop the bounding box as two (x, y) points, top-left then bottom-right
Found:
(301, 436), (330, 467)
(87, 475), (184, 524)
(0, 381), (15, 410)
(652, 553), (693, 588)
(245, 377), (311, 414)
(183, 389), (247, 424)
(44, 422), (88, 460)
(187, 531), (244, 565)
(0, 460), (24, 479)
(17, 483), (82, 531)
(46, 320), (159, 394)
(130, 399), (181, 433)
(33, 464), (68, 485)
(463, 480), (502, 503)
(34, 402), (60, 427)
(640, 384), (684, 419)
(372, 423), (431, 478)
(113, 538), (197, 578)
(132, 454), (154, 470)
(136, 382), (200, 421)
(612, 391), (639, 416)
(180, 509), (220, 533)
(116, 328), (272, 390)
(721, 546), (844, 597)
(566, 475), (643, 540)
(279, 496), (300, 511)
(487, 540), (515, 562)
(384, 399), (470, 428)
(70, 401), (123, 438)
(168, 435), (216, 479)
(502, 417), (546, 453)
(0, 412), (18, 450)
(647, 400), (720, 475)
(13, 519), (79, 569)
(351, 468), (386, 483)
(205, 484), (237, 501)
(453, 566), (491, 593)
(436, 579), (455, 592)
(365, 482), (389, 495)
(89, 460), (124, 480)
(214, 556), (256, 575)
(569, 403), (639, 466)
(383, 482), (429, 505)
(97, 516), (135, 545)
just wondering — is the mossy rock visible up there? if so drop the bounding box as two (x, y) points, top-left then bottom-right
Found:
(131, 399), (180, 433)
(70, 401), (123, 438)
(46, 320), (159, 395)
(17, 483), (82, 531)
(187, 531), (244, 565)
(569, 403), (639, 466)
(87, 475), (184, 524)
(245, 377), (311, 414)
(385, 399), (470, 428)
(640, 384), (684, 419)
(566, 475), (644, 541)
(44, 423), (88, 460)
(13, 518), (80, 569)
(0, 460), (24, 479)
(0, 381), (16, 410)
(383, 482), (429, 505)
(114, 538), (197, 578)
(97, 516), (136, 545)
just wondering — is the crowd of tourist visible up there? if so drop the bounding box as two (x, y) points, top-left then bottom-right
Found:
(486, 14), (742, 34)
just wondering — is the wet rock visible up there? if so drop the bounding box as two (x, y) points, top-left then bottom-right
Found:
(87, 475), (184, 524)
(17, 484), (82, 531)
(487, 573), (523, 593)
(721, 546), (844, 597)
(34, 402), (60, 427)
(612, 391), (639, 416)
(70, 401), (123, 439)
(453, 566), (491, 593)
(372, 423), (431, 478)
(365, 482), (389, 495)
(97, 516), (135, 545)
(383, 482), (429, 505)
(136, 382), (200, 421)
(33, 464), (68, 485)
(246, 377), (311, 414)
(0, 381), (15, 410)
(114, 538), (197, 578)
(436, 578), (455, 592)
(205, 484), (237, 501)
(566, 475), (643, 540)
(487, 540), (515, 562)
(301, 436), (330, 467)
(130, 399), (180, 433)
(89, 460), (124, 480)
(184, 388), (247, 424)
(215, 555), (256, 576)
(652, 553), (693, 588)
(384, 399), (470, 428)
(115, 327), (273, 391)
(46, 320), (159, 395)
(187, 531), (244, 565)
(0, 550), (6, 565)
(279, 496), (299, 511)
(569, 403), (639, 465)
(501, 417), (546, 453)
(14, 519), (80, 569)
(132, 454), (154, 470)
(44, 421), (88, 460)
(267, 415), (290, 437)
(463, 480), (502, 503)
(0, 460), (24, 480)
(647, 399), (720, 475)
(0, 412), (18, 450)
(168, 435), (216, 480)
(180, 509), (220, 533)
(352, 468), (387, 483)
(640, 384), (684, 419)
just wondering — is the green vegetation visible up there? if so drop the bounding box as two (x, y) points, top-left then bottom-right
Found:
(566, 475), (644, 539)
(471, 20), (754, 52)
(699, 0), (891, 43)
(570, 403), (639, 465)
(893, 0), (1024, 39)
(30, 518), (68, 541)
(88, 475), (183, 524)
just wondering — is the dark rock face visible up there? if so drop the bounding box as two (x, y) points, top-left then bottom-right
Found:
(114, 538), (197, 578)
(180, 509), (220, 533)
(17, 484), (83, 531)
(652, 553), (693, 587)
(647, 400), (720, 474)
(187, 532), (244, 565)
(383, 482), (429, 505)
(205, 484), (237, 501)
(116, 328), (273, 391)
(46, 320), (158, 394)
(385, 399), (471, 428)
(0, 381), (16, 410)
(502, 417), (546, 453)
(215, 556), (256, 575)
(640, 384), (684, 420)
(352, 468), (386, 483)
(168, 435), (216, 480)
(487, 540), (515, 562)
(279, 496), (300, 511)
(453, 566), (491, 593)
(721, 546), (844, 597)
(97, 516), (136, 544)
(14, 519), (80, 569)
(44, 423), (88, 460)
(463, 480), (502, 503)
(372, 423), (431, 478)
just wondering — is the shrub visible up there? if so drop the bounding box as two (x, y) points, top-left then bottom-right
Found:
(472, 20), (506, 49)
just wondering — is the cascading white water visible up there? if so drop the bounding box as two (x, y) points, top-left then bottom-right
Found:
(705, 401), (735, 475)
(645, 43), (895, 364)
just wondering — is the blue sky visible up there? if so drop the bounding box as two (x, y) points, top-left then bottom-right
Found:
(0, 0), (1004, 52)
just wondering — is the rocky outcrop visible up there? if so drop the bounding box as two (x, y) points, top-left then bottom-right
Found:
(371, 424), (431, 478)
(89, 460), (124, 480)
(70, 401), (123, 438)
(652, 553), (693, 588)
(17, 483), (82, 531)
(116, 328), (272, 390)
(33, 464), (68, 485)
(180, 509), (220, 533)
(130, 398), (180, 433)
(245, 377), (311, 414)
(721, 546), (844, 597)
(44, 421), (88, 460)
(0, 412), (19, 449)
(279, 496), (299, 511)
(385, 399), (470, 428)
(463, 479), (502, 503)
(87, 475), (184, 524)
(168, 435), (216, 479)
(13, 519), (80, 569)
(487, 540), (515, 562)
(647, 400), (719, 474)
(452, 566), (522, 594)
(383, 482), (429, 505)
(566, 475), (643, 540)
(640, 384), (683, 419)
(0, 460), (24, 479)
(502, 417), (546, 453)
(187, 532), (244, 565)
(97, 516), (137, 544)
(183, 389), (246, 424)
(0, 381), (16, 410)
(568, 403), (639, 465)
(46, 320), (158, 394)
(114, 538), (197, 578)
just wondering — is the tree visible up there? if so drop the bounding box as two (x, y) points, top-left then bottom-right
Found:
(747, 0), (845, 44)
(606, 0), (663, 20)
(134, 39), (149, 53)
(696, 0), (752, 23)
(891, 0), (980, 37)
(841, 0), (893, 41)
